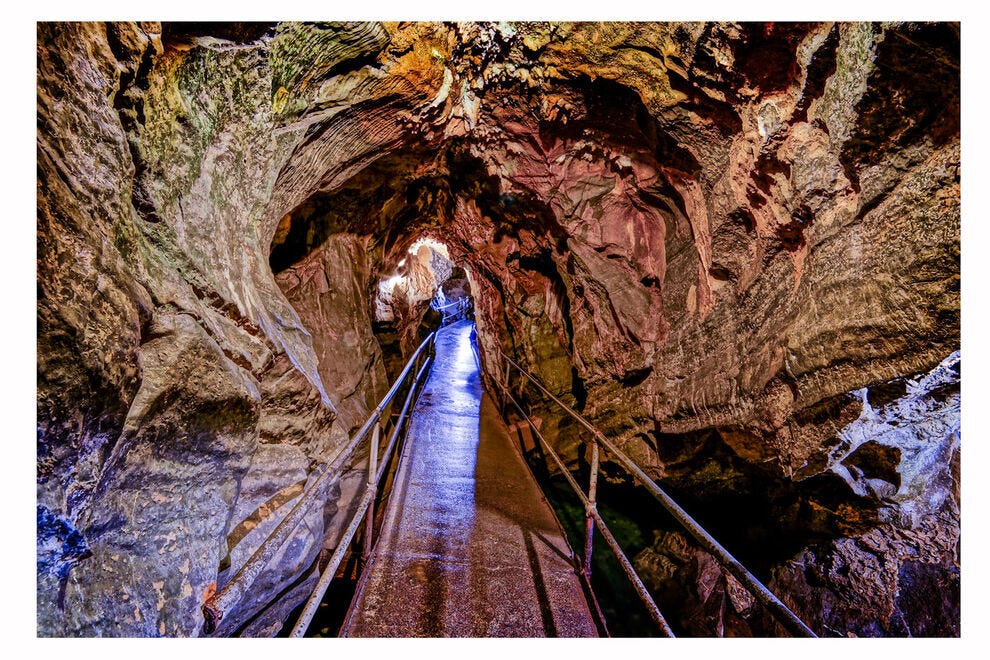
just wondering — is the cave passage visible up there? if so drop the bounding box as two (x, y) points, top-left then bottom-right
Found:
(338, 321), (598, 636)
(36, 21), (960, 639)
(367, 236), (478, 379)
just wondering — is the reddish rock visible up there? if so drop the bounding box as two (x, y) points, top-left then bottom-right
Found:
(37, 21), (959, 637)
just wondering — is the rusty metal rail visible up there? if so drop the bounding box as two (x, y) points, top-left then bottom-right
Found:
(491, 349), (817, 638)
(201, 332), (436, 635)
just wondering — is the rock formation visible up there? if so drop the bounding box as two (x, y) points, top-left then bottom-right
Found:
(37, 21), (959, 637)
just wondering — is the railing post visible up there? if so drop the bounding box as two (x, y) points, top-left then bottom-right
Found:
(502, 359), (511, 412)
(498, 353), (818, 638)
(362, 422), (381, 564)
(204, 332), (435, 636)
(584, 439), (599, 580)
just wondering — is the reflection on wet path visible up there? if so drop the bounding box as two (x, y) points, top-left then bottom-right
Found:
(341, 320), (598, 637)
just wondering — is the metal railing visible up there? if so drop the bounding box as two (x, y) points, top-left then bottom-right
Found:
(490, 348), (817, 638)
(432, 296), (472, 326)
(201, 332), (436, 636)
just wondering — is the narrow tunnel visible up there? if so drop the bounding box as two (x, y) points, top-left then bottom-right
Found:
(36, 20), (960, 639)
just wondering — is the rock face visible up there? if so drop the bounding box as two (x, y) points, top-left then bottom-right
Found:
(38, 21), (359, 636)
(372, 240), (454, 363)
(632, 352), (959, 637)
(38, 21), (959, 637)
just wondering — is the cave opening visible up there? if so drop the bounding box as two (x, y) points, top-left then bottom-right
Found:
(373, 236), (476, 381)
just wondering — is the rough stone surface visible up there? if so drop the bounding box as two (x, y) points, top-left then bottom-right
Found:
(632, 352), (960, 636)
(38, 21), (959, 637)
(36, 21), (379, 636)
(634, 529), (758, 637)
(210, 443), (328, 637)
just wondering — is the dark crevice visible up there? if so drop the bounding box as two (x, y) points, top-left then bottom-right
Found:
(619, 366), (653, 388)
(105, 23), (161, 224)
(840, 22), (959, 192)
(733, 22), (820, 93)
(570, 367), (587, 411)
(793, 25), (840, 123)
(161, 22), (277, 46)
(323, 50), (382, 79)
(666, 71), (743, 138)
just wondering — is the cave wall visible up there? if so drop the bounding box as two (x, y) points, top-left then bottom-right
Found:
(37, 21), (410, 636)
(37, 20), (959, 637)
(453, 22), (959, 636)
(459, 22), (958, 473)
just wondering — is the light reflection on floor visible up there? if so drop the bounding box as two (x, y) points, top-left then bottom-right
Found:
(342, 319), (598, 636)
(450, 322), (477, 388)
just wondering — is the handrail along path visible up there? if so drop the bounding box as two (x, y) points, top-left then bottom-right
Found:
(490, 347), (817, 638)
(201, 332), (437, 635)
(200, 321), (815, 638)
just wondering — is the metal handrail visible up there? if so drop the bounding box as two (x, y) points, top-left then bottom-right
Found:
(502, 387), (674, 636)
(434, 296), (472, 326)
(431, 298), (464, 312)
(492, 349), (817, 638)
(288, 356), (433, 637)
(201, 332), (436, 635)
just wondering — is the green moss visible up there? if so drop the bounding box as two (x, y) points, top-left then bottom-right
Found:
(269, 22), (390, 117)
(816, 22), (878, 140)
(111, 222), (133, 262)
(539, 474), (660, 636)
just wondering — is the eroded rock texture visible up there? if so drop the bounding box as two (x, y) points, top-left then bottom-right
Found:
(38, 20), (958, 637)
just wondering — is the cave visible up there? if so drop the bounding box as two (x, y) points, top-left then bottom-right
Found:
(36, 20), (960, 639)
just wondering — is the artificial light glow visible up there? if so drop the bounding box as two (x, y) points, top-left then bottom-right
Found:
(453, 323), (476, 374)
(409, 237), (450, 258)
(384, 275), (403, 288)
(379, 274), (405, 297)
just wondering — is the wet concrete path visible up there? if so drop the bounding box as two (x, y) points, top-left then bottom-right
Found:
(340, 320), (598, 637)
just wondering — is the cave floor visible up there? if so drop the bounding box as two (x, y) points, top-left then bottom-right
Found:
(340, 320), (598, 637)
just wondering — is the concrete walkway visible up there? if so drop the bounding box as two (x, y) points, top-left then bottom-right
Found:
(340, 320), (598, 637)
